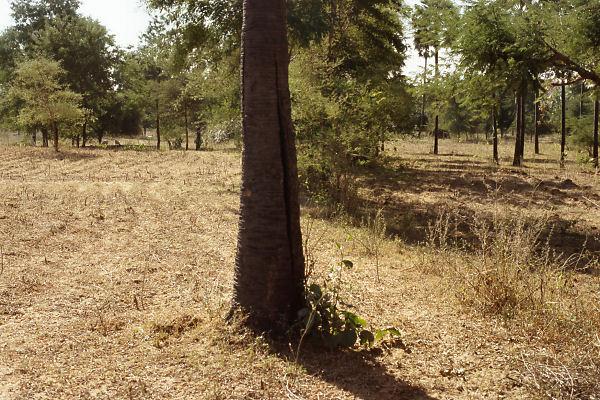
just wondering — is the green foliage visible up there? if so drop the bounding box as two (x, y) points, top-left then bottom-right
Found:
(296, 257), (401, 350)
(8, 57), (83, 133)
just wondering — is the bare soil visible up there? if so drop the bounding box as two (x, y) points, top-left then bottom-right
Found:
(0, 139), (598, 399)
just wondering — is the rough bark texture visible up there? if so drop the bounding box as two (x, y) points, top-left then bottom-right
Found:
(594, 96), (599, 169)
(234, 0), (305, 333)
(561, 82), (566, 167)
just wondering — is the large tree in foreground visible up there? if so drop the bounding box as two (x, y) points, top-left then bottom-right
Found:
(233, 0), (305, 332)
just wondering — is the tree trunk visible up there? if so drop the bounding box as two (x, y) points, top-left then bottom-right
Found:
(76, 136), (80, 148)
(42, 128), (49, 147)
(53, 123), (59, 152)
(513, 94), (522, 167)
(519, 86), (526, 162)
(195, 126), (202, 151)
(234, 0), (305, 333)
(156, 98), (161, 151)
(419, 54), (428, 138)
(434, 115), (439, 155)
(493, 105), (499, 164)
(184, 101), (189, 151)
(82, 120), (87, 148)
(561, 82), (566, 167)
(534, 87), (540, 155)
(579, 82), (584, 119)
(97, 130), (103, 145)
(593, 95), (599, 169)
(433, 49), (440, 155)
(32, 130), (36, 146)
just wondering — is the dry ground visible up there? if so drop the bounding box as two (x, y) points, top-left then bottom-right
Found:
(0, 138), (598, 399)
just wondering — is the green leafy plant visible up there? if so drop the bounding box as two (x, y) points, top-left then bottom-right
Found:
(294, 254), (400, 359)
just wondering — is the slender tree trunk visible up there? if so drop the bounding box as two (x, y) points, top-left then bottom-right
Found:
(184, 101), (189, 151)
(434, 115), (439, 155)
(433, 49), (440, 155)
(419, 54), (428, 138)
(561, 82), (567, 167)
(513, 94), (522, 167)
(493, 105), (499, 164)
(579, 82), (584, 119)
(97, 130), (103, 144)
(534, 87), (540, 154)
(76, 136), (80, 148)
(195, 126), (202, 151)
(42, 128), (49, 147)
(82, 120), (87, 148)
(593, 94), (599, 169)
(32, 130), (36, 146)
(156, 99), (161, 151)
(234, 0), (305, 333)
(53, 123), (59, 152)
(519, 86), (526, 162)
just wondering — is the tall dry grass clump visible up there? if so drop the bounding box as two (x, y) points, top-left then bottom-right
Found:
(424, 206), (600, 398)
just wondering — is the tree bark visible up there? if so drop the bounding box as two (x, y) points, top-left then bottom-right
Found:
(419, 54), (428, 138)
(493, 105), (499, 164)
(534, 87), (540, 155)
(195, 126), (202, 151)
(561, 82), (566, 167)
(579, 82), (584, 119)
(184, 101), (189, 151)
(234, 0), (305, 333)
(53, 123), (59, 152)
(434, 115), (439, 155)
(31, 130), (36, 146)
(513, 94), (522, 167)
(156, 98), (161, 151)
(519, 86), (526, 162)
(42, 128), (49, 147)
(433, 49), (440, 155)
(593, 95), (599, 169)
(82, 120), (87, 148)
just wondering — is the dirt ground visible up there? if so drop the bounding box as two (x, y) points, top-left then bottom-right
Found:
(0, 138), (598, 399)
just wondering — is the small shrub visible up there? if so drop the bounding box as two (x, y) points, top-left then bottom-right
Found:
(294, 256), (400, 357)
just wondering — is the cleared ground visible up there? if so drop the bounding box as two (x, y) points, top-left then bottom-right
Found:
(0, 138), (598, 399)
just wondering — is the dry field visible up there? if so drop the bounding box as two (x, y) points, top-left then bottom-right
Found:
(0, 138), (598, 399)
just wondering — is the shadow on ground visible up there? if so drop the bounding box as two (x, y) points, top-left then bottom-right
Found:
(305, 155), (600, 270)
(294, 347), (438, 400)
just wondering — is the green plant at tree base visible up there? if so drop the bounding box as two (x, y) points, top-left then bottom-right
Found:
(294, 255), (400, 357)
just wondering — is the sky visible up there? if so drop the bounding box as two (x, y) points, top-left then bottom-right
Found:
(0, 0), (152, 48)
(0, 0), (424, 76)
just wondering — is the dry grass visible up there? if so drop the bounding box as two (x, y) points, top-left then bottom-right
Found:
(0, 137), (598, 399)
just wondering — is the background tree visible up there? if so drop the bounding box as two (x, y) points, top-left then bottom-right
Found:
(8, 57), (83, 151)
